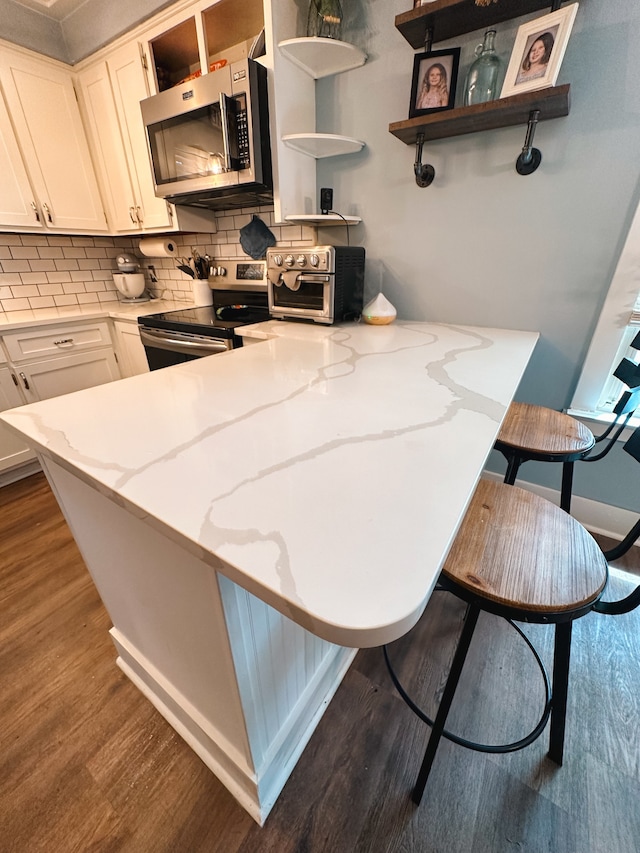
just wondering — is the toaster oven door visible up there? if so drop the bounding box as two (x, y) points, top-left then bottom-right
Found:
(269, 274), (333, 321)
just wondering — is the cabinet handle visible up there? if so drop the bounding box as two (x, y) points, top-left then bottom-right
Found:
(129, 206), (137, 224)
(19, 372), (30, 391)
(135, 206), (143, 225)
(53, 338), (74, 346)
(30, 202), (41, 223)
(42, 202), (53, 223)
(10, 373), (19, 387)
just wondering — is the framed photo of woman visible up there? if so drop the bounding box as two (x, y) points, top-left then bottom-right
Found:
(500, 3), (579, 98)
(409, 48), (460, 118)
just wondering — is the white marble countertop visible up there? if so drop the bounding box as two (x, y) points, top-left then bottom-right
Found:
(0, 298), (184, 331)
(0, 320), (538, 647)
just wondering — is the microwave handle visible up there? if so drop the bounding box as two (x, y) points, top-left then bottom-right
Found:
(219, 92), (232, 173)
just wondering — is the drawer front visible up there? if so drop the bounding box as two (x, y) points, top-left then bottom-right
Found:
(3, 321), (112, 362)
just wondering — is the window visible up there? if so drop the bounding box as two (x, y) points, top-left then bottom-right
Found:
(570, 200), (640, 418)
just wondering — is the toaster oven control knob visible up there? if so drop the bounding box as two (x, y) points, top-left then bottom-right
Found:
(309, 253), (320, 268)
(296, 254), (307, 267)
(272, 254), (283, 266)
(284, 254), (295, 267)
(211, 266), (226, 277)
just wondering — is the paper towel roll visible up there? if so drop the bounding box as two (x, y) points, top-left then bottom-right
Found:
(138, 238), (178, 258)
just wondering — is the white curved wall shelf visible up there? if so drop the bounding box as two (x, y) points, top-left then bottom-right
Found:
(278, 37), (367, 79)
(284, 214), (362, 226)
(282, 133), (364, 159)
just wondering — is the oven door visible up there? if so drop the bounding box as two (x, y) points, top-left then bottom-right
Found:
(268, 274), (333, 323)
(139, 327), (233, 371)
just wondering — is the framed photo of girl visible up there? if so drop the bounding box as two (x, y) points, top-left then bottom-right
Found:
(409, 47), (461, 118)
(500, 3), (579, 98)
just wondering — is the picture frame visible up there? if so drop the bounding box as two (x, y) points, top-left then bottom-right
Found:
(409, 47), (460, 118)
(500, 3), (579, 98)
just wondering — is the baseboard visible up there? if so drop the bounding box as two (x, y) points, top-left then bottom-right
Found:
(482, 470), (639, 543)
(0, 459), (41, 487)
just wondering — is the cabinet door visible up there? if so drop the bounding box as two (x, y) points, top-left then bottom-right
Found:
(77, 62), (140, 233)
(0, 366), (36, 472)
(113, 321), (150, 377)
(108, 41), (173, 231)
(0, 85), (43, 230)
(0, 47), (108, 233)
(17, 349), (121, 404)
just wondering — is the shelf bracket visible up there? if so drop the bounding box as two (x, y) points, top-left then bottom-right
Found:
(414, 133), (435, 188)
(424, 25), (434, 53)
(516, 109), (542, 176)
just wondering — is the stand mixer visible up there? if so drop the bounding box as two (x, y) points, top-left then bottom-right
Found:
(113, 254), (150, 303)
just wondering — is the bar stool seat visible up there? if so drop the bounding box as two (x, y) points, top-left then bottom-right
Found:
(494, 402), (595, 511)
(395, 478), (609, 806)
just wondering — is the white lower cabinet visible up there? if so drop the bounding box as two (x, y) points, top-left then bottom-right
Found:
(0, 319), (122, 474)
(112, 320), (149, 378)
(15, 348), (120, 404)
(0, 365), (36, 473)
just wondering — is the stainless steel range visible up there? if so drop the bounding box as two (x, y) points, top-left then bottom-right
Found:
(138, 258), (269, 370)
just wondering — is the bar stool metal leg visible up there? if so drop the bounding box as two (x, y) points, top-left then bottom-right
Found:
(560, 461), (575, 513)
(503, 454), (522, 486)
(548, 621), (572, 765)
(412, 604), (481, 805)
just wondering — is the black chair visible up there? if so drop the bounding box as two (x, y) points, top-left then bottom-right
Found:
(600, 424), (640, 561)
(384, 478), (640, 806)
(495, 342), (640, 513)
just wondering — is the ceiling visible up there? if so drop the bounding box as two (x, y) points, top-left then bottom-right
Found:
(11, 0), (89, 21)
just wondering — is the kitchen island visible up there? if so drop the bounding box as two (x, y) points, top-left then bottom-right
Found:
(0, 319), (538, 823)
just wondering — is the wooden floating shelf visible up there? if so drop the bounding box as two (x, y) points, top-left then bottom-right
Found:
(389, 85), (570, 145)
(395, 0), (569, 49)
(282, 133), (365, 158)
(278, 37), (367, 79)
(284, 214), (362, 226)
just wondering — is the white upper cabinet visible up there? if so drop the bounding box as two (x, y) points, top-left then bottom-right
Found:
(0, 44), (108, 233)
(78, 41), (173, 232)
(0, 87), (42, 229)
(107, 41), (176, 231)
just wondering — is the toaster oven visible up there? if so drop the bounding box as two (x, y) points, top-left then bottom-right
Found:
(266, 246), (365, 324)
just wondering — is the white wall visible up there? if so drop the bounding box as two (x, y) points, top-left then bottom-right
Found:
(314, 0), (640, 510)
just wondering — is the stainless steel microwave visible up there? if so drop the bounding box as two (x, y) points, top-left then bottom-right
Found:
(140, 58), (272, 211)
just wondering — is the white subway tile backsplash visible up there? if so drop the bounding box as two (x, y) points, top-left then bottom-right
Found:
(0, 205), (317, 312)
(10, 246), (40, 259)
(14, 285), (39, 297)
(28, 296), (56, 309)
(20, 272), (49, 285)
(2, 260), (31, 273)
(1, 297), (30, 310)
(37, 246), (64, 258)
(38, 282), (64, 296)
(53, 294), (80, 306)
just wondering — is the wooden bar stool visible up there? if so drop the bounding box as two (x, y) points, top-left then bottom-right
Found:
(495, 384), (640, 512)
(387, 479), (610, 806)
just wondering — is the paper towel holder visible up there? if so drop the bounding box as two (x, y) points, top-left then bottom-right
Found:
(138, 238), (178, 258)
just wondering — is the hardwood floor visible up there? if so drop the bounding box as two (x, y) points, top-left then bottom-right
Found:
(2, 473), (640, 852)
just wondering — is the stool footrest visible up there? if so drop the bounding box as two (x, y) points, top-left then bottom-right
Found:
(384, 610), (552, 755)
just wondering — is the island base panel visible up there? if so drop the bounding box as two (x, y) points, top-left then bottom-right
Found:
(40, 456), (356, 824)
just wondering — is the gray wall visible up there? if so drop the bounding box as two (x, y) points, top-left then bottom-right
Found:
(315, 0), (640, 511)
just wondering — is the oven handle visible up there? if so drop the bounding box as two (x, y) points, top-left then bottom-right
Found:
(139, 327), (232, 356)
